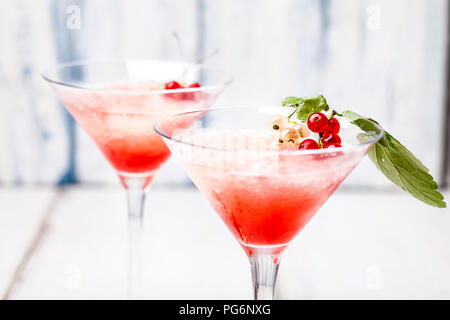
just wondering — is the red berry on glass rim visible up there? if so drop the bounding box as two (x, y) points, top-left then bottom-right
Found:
(307, 113), (329, 133)
(188, 82), (201, 88)
(328, 117), (340, 135)
(299, 139), (320, 150)
(164, 80), (187, 100)
(322, 131), (342, 145)
(164, 81), (182, 90)
(185, 82), (202, 100)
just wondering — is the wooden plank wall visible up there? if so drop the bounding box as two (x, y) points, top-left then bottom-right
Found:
(0, 0), (447, 187)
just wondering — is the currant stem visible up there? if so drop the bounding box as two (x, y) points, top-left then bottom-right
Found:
(288, 107), (299, 122)
(318, 133), (324, 148)
(195, 49), (219, 65)
(334, 110), (343, 117)
(172, 31), (187, 83)
(326, 110), (339, 121)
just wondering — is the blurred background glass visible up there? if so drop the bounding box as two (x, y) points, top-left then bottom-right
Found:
(0, 0), (448, 300)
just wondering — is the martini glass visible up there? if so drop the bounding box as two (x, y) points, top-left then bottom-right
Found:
(42, 60), (231, 298)
(154, 106), (383, 300)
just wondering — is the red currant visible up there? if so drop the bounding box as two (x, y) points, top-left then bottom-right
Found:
(184, 83), (202, 100)
(299, 139), (320, 150)
(328, 117), (340, 135)
(307, 113), (329, 133)
(164, 81), (182, 90)
(322, 131), (341, 145)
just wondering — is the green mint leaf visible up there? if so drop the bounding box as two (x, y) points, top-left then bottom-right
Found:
(342, 110), (361, 122)
(343, 111), (446, 208)
(342, 111), (380, 133)
(295, 95), (329, 121)
(281, 96), (303, 106)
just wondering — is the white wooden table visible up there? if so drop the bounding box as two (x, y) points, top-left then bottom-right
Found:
(0, 186), (449, 300)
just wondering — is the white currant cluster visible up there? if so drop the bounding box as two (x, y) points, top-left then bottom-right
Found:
(268, 115), (310, 149)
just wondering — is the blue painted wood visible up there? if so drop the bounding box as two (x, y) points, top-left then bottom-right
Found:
(50, 0), (87, 184)
(0, 0), (447, 186)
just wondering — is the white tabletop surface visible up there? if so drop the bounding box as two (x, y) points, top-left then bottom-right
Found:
(0, 185), (449, 300)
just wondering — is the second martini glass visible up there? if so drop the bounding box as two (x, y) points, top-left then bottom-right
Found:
(154, 106), (383, 300)
(43, 60), (231, 298)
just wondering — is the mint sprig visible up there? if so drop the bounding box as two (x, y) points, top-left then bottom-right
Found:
(282, 96), (446, 208)
(343, 111), (446, 208)
(282, 95), (329, 121)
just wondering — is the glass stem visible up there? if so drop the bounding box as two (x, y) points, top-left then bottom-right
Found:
(249, 252), (282, 300)
(124, 178), (149, 299)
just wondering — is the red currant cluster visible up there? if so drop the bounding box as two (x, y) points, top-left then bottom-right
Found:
(299, 112), (342, 150)
(164, 80), (202, 100)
